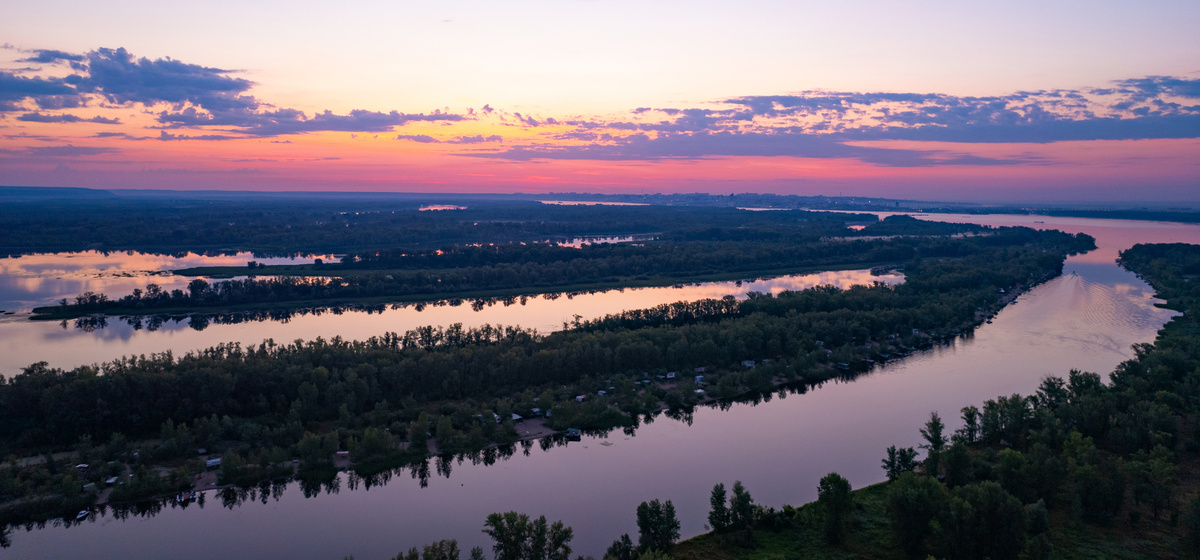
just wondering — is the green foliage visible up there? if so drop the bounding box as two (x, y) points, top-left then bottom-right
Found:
(886, 472), (949, 558)
(942, 481), (1026, 560)
(919, 412), (947, 475)
(605, 533), (635, 560)
(637, 499), (681, 553)
(729, 482), (755, 530)
(707, 483), (730, 532)
(482, 511), (573, 560)
(881, 446), (918, 481)
(817, 472), (853, 544)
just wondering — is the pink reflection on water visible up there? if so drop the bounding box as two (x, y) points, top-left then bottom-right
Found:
(0, 269), (901, 374)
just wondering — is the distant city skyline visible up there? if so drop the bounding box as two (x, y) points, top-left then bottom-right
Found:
(2, 0), (1198, 202)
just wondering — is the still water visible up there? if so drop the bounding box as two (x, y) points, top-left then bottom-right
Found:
(5, 215), (1200, 559)
(0, 269), (900, 375)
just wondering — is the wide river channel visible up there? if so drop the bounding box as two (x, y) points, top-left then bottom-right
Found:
(4, 214), (1200, 559)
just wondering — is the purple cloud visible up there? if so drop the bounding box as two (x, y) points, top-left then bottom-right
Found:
(18, 112), (120, 124)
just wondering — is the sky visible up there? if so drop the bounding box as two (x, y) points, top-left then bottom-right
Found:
(1, 0), (1198, 203)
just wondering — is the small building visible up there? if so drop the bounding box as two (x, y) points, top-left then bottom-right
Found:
(512, 413), (523, 422)
(597, 390), (607, 396)
(531, 407), (542, 416)
(565, 428), (581, 440)
(741, 360), (756, 368)
(105, 476), (119, 486)
(693, 367), (707, 374)
(666, 372), (676, 379)
(575, 395), (586, 402)
(205, 458), (222, 469)
(694, 375), (705, 383)
(694, 389), (705, 395)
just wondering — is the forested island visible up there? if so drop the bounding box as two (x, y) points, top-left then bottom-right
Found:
(31, 215), (989, 320)
(0, 221), (1092, 538)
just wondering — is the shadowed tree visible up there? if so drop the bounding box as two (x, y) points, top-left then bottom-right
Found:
(708, 483), (730, 532)
(817, 472), (853, 544)
(730, 481), (755, 530)
(882, 445), (919, 481)
(919, 411), (947, 475)
(636, 499), (680, 553)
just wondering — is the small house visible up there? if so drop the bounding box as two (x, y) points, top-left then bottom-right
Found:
(597, 390), (607, 396)
(694, 375), (705, 383)
(205, 458), (222, 469)
(512, 413), (523, 422)
(741, 360), (755, 368)
(694, 389), (705, 395)
(666, 372), (676, 380)
(531, 407), (542, 416)
(575, 395), (586, 402)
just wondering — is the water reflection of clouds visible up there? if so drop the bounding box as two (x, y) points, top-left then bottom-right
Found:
(0, 250), (327, 312)
(0, 269), (902, 374)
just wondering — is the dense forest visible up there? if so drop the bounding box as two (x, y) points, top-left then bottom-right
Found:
(0, 226), (1089, 534)
(36, 216), (999, 319)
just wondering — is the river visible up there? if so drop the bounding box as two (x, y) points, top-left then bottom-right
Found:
(4, 214), (1199, 559)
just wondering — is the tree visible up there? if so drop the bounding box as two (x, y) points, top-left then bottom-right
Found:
(482, 512), (573, 560)
(953, 405), (980, 445)
(708, 483), (730, 532)
(636, 499), (680, 552)
(944, 482), (1027, 560)
(817, 472), (853, 544)
(468, 548), (486, 560)
(604, 534), (635, 560)
(919, 411), (947, 475)
(421, 540), (461, 560)
(886, 472), (949, 559)
(882, 445), (919, 481)
(730, 481), (755, 529)
(483, 512), (529, 560)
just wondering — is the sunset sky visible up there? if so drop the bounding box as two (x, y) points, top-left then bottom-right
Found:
(2, 0), (1198, 203)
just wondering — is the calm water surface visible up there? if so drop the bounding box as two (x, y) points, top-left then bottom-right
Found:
(0, 269), (900, 375)
(6, 215), (1200, 559)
